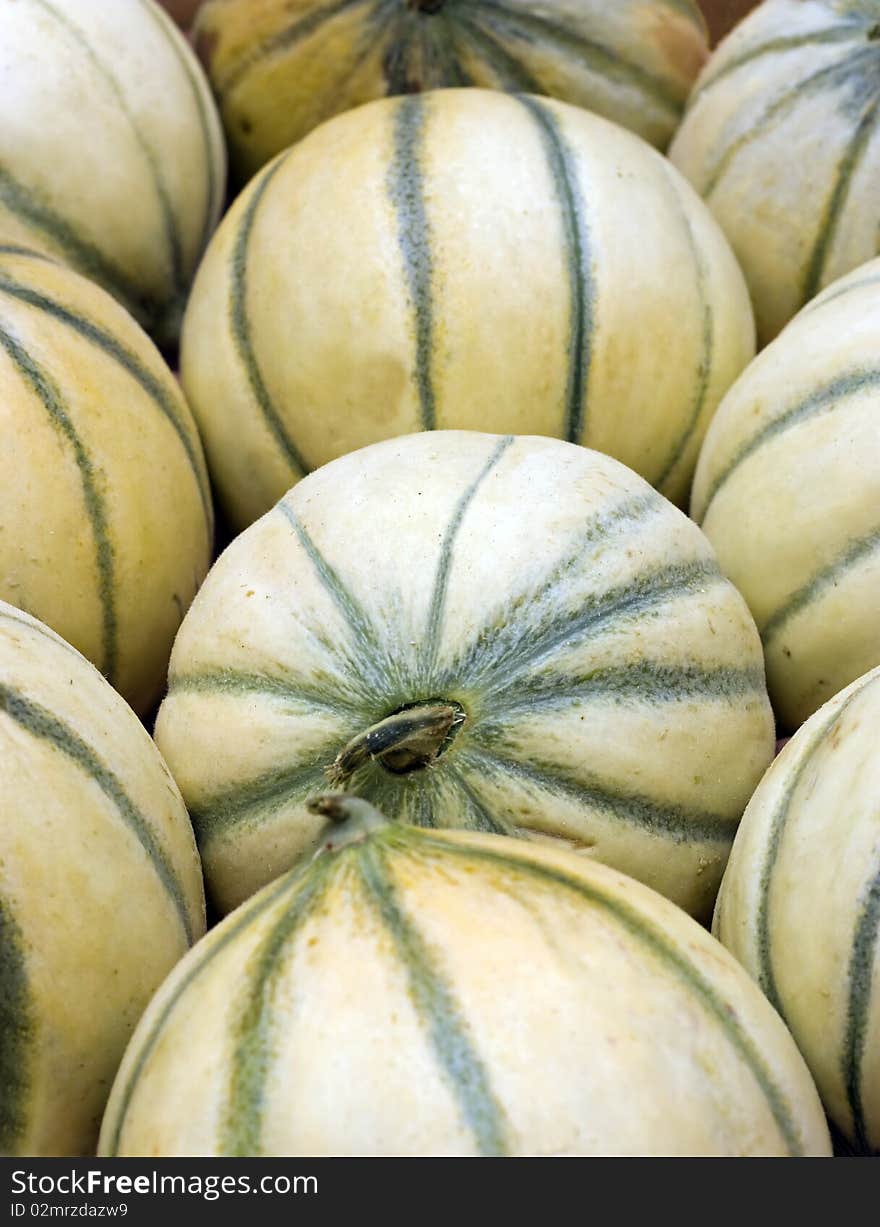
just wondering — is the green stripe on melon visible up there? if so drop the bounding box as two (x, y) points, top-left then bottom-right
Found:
(801, 268), (880, 313)
(207, 0), (370, 97)
(691, 23), (869, 102)
(30, 0), (188, 303)
(276, 502), (404, 692)
(442, 11), (539, 92)
(454, 748), (739, 845)
(482, 659), (767, 716)
(759, 527), (880, 647)
(845, 866), (880, 1153)
(228, 155), (309, 477)
(140, 0), (225, 260)
(698, 50), (877, 201)
(0, 681), (195, 942)
(0, 898), (32, 1154)
(514, 96), (595, 445)
(354, 843), (510, 1156)
(388, 95), (438, 432)
(0, 269), (212, 521)
(424, 832), (805, 1155)
(467, 1), (686, 112)
(222, 860), (336, 1156)
(418, 434), (514, 679)
(0, 166), (148, 338)
(650, 165), (714, 490)
(695, 367), (880, 518)
(0, 322), (119, 682)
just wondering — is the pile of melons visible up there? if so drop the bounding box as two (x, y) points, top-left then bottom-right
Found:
(0, 0), (877, 1159)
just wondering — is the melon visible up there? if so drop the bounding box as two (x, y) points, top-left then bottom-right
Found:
(181, 88), (755, 530)
(691, 256), (880, 730)
(154, 432), (775, 919)
(669, 0), (880, 344)
(194, 0), (708, 182)
(0, 601), (205, 1157)
(715, 665), (880, 1154)
(99, 795), (830, 1157)
(0, 0), (225, 345)
(0, 245), (213, 716)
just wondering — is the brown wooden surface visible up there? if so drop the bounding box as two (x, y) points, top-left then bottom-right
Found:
(157, 0), (201, 28)
(699, 0), (762, 45)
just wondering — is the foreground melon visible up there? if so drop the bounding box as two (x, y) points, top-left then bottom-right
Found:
(194, 0), (708, 182)
(181, 88), (755, 530)
(715, 666), (880, 1154)
(0, 602), (205, 1157)
(0, 246), (213, 715)
(99, 795), (830, 1157)
(0, 0), (225, 344)
(669, 0), (880, 344)
(691, 257), (880, 730)
(155, 432), (775, 919)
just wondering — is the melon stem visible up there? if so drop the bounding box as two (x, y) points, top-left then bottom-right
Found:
(307, 794), (390, 850)
(325, 701), (466, 786)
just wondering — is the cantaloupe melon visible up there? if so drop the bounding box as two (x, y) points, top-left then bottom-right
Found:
(99, 795), (830, 1157)
(715, 665), (880, 1154)
(670, 0), (880, 344)
(0, 245), (213, 715)
(194, 0), (708, 181)
(181, 88), (755, 529)
(155, 432), (775, 919)
(691, 256), (880, 729)
(0, 0), (225, 344)
(0, 602), (205, 1157)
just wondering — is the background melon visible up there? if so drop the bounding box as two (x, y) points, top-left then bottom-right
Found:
(0, 601), (205, 1157)
(181, 88), (755, 530)
(691, 257), (880, 730)
(0, 0), (225, 346)
(0, 245), (213, 716)
(670, 0), (880, 344)
(715, 665), (880, 1155)
(99, 797), (830, 1157)
(194, 0), (709, 183)
(155, 432), (775, 919)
